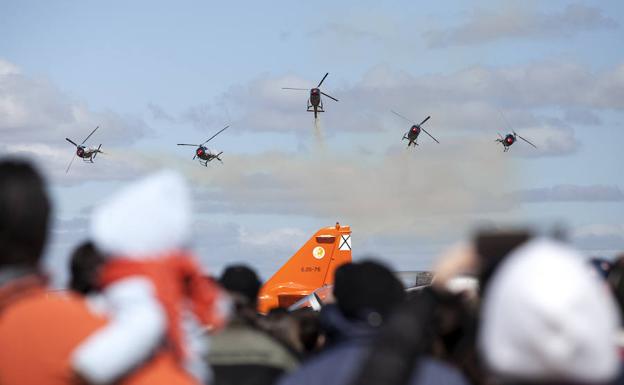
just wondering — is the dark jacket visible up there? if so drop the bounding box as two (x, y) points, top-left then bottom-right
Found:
(206, 314), (300, 385)
(277, 305), (469, 385)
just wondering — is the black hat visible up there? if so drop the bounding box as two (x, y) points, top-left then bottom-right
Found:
(219, 264), (262, 305)
(333, 260), (405, 322)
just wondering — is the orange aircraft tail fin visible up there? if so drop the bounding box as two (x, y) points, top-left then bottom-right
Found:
(257, 223), (351, 313)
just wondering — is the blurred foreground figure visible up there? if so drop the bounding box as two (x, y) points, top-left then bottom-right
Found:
(207, 265), (299, 385)
(69, 241), (105, 296)
(278, 260), (469, 385)
(480, 239), (620, 383)
(0, 160), (75, 385)
(0, 161), (218, 385)
(72, 170), (231, 384)
(607, 254), (624, 359)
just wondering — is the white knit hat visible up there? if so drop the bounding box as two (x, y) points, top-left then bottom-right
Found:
(479, 239), (620, 382)
(90, 170), (192, 259)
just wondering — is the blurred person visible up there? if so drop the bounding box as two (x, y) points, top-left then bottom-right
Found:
(291, 307), (325, 355)
(278, 260), (469, 385)
(0, 159), (112, 385)
(0, 159), (196, 385)
(590, 257), (613, 280)
(607, 254), (624, 359)
(71, 170), (230, 384)
(350, 288), (473, 385)
(261, 307), (303, 352)
(207, 264), (299, 385)
(480, 239), (620, 384)
(421, 285), (481, 384)
(69, 240), (105, 296)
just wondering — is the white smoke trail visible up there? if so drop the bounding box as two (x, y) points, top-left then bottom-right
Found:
(313, 117), (325, 150)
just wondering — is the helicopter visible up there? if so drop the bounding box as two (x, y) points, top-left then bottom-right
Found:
(391, 110), (439, 147)
(177, 125), (229, 166)
(282, 73), (339, 119)
(496, 131), (537, 152)
(494, 109), (537, 152)
(65, 126), (104, 173)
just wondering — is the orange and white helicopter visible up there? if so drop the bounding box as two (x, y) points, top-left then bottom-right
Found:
(65, 126), (104, 173)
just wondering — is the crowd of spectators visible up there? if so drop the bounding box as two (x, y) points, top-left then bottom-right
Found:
(1, 158), (623, 385)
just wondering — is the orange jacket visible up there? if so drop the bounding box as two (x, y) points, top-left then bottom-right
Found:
(0, 275), (197, 385)
(99, 252), (228, 359)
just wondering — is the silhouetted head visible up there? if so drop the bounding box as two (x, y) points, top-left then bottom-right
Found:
(333, 260), (405, 324)
(589, 257), (612, 280)
(219, 264), (262, 307)
(69, 241), (105, 295)
(90, 170), (191, 259)
(607, 254), (624, 322)
(480, 239), (619, 382)
(0, 159), (51, 269)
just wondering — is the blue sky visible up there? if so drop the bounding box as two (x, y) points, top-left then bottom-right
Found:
(1, 0), (623, 286)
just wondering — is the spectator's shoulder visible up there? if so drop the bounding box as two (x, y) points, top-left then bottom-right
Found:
(209, 323), (299, 371)
(412, 357), (470, 385)
(276, 341), (365, 385)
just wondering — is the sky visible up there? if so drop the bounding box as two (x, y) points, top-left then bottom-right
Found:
(1, 0), (623, 286)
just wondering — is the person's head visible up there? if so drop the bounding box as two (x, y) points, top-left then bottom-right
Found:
(607, 253), (624, 322)
(291, 307), (324, 353)
(219, 264), (262, 308)
(333, 260), (405, 325)
(589, 257), (612, 280)
(90, 170), (191, 259)
(262, 307), (302, 352)
(479, 239), (619, 383)
(69, 241), (105, 295)
(0, 159), (51, 269)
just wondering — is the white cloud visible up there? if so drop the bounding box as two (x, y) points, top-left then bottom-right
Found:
(0, 61), (149, 141)
(238, 227), (307, 248)
(0, 58), (153, 184)
(571, 224), (624, 256)
(424, 3), (618, 48)
(0, 66), (149, 144)
(1, 141), (154, 186)
(173, 60), (624, 156)
(0, 59), (20, 76)
(517, 185), (624, 202)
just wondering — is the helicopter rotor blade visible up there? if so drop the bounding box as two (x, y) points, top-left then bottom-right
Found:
(420, 127), (440, 144)
(282, 87), (310, 91)
(201, 125), (229, 146)
(65, 138), (78, 147)
(65, 154), (77, 174)
(517, 134), (538, 148)
(317, 73), (329, 88)
(321, 92), (339, 102)
(81, 126), (99, 145)
(496, 107), (515, 132)
(419, 116), (431, 126)
(390, 110), (415, 125)
(177, 144), (200, 146)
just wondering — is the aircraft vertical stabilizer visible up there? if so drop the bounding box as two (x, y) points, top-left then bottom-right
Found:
(257, 223), (352, 313)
